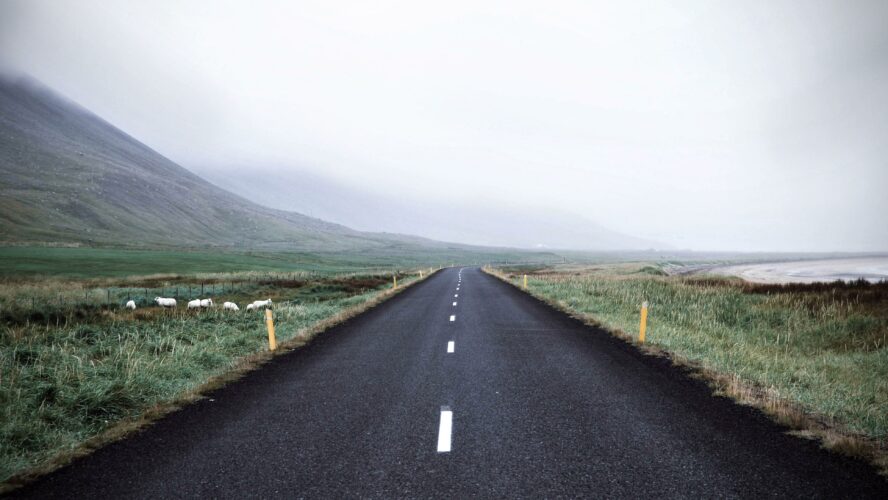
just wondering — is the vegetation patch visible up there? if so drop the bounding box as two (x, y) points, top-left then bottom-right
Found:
(489, 265), (888, 473)
(0, 269), (425, 487)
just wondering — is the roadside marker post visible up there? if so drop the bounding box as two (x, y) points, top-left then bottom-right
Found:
(420, 271), (424, 278)
(523, 274), (528, 289)
(265, 309), (277, 351)
(393, 275), (398, 289)
(639, 301), (648, 343)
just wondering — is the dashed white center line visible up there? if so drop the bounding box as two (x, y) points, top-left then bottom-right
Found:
(447, 341), (454, 353)
(437, 407), (453, 453)
(452, 301), (457, 306)
(450, 315), (456, 322)
(454, 294), (458, 298)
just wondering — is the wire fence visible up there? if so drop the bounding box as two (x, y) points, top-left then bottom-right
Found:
(0, 268), (430, 316)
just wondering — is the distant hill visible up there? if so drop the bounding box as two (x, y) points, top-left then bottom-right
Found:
(0, 75), (470, 253)
(193, 165), (666, 251)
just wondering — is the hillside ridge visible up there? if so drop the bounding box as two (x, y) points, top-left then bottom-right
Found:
(0, 74), (449, 252)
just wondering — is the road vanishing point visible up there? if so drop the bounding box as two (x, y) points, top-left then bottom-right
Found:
(10, 268), (887, 498)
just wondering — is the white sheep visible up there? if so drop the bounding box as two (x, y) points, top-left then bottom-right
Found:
(250, 299), (273, 310)
(125, 300), (136, 310)
(246, 303), (256, 311)
(223, 301), (239, 311)
(187, 298), (214, 309)
(154, 297), (177, 308)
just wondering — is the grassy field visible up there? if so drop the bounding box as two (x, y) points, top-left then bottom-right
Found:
(0, 245), (561, 279)
(0, 246), (419, 278)
(493, 264), (888, 463)
(0, 267), (424, 486)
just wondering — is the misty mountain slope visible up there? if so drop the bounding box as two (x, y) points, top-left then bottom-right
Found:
(194, 166), (664, 251)
(0, 75), (454, 252)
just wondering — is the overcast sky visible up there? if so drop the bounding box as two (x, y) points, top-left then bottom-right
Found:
(1, 0), (886, 251)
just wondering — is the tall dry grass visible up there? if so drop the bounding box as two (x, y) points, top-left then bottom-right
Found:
(0, 270), (425, 486)
(489, 265), (888, 471)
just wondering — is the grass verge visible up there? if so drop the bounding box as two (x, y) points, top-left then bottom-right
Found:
(0, 269), (433, 491)
(485, 265), (888, 475)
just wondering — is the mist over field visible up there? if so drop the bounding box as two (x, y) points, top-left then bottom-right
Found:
(2, 0), (886, 252)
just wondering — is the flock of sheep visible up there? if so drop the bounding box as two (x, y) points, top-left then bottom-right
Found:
(122, 297), (273, 312)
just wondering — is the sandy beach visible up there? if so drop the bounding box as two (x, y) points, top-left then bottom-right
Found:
(704, 256), (888, 284)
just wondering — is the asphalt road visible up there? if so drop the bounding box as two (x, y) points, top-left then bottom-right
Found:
(10, 268), (887, 498)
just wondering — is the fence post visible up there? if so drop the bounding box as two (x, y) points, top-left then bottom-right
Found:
(639, 301), (649, 343)
(265, 309), (277, 351)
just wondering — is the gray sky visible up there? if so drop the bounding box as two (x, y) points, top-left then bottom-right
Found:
(2, 0), (887, 251)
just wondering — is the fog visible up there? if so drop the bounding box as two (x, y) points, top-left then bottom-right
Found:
(2, 0), (887, 251)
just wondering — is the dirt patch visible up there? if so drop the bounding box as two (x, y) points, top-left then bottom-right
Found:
(330, 277), (390, 293)
(257, 279), (307, 289)
(741, 279), (888, 295)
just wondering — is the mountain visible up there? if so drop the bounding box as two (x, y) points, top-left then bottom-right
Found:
(192, 165), (664, 251)
(0, 75), (462, 253)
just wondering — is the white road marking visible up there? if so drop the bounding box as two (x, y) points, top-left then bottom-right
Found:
(450, 315), (455, 322)
(437, 407), (453, 452)
(447, 341), (454, 353)
(454, 294), (458, 297)
(452, 301), (457, 306)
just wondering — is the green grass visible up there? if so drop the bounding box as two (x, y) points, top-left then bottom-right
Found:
(0, 245), (561, 279)
(0, 246), (402, 278)
(498, 264), (888, 441)
(0, 270), (419, 484)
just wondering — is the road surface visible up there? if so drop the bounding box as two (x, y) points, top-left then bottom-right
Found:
(10, 268), (886, 498)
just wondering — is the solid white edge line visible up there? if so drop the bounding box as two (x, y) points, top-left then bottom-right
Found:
(447, 341), (454, 353)
(437, 407), (453, 452)
(450, 314), (455, 322)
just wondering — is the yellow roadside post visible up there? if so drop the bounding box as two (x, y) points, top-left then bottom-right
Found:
(523, 274), (528, 289)
(393, 275), (398, 289)
(265, 309), (277, 351)
(420, 270), (424, 279)
(639, 301), (649, 343)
